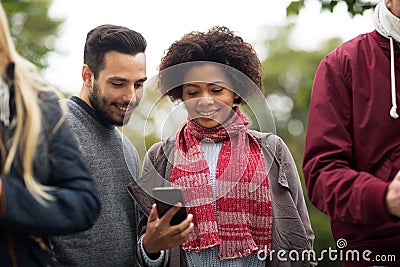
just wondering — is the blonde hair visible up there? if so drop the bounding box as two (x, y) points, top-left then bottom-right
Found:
(0, 3), (62, 204)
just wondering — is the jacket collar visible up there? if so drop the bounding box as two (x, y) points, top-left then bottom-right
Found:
(373, 30), (400, 52)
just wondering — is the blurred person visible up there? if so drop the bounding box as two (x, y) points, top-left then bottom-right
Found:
(129, 26), (315, 267)
(50, 24), (147, 266)
(0, 3), (100, 266)
(303, 0), (400, 266)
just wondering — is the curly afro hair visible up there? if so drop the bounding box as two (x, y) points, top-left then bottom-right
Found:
(158, 26), (263, 104)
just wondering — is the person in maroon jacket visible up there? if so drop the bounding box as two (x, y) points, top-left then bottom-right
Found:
(303, 0), (400, 266)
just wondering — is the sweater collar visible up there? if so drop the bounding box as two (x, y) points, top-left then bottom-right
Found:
(373, 1), (400, 43)
(70, 96), (114, 130)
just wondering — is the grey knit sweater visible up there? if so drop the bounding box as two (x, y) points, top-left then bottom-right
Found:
(51, 97), (140, 266)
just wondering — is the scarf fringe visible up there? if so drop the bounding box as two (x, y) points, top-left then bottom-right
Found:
(218, 238), (258, 259)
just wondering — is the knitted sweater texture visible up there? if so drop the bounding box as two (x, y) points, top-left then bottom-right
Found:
(51, 97), (139, 266)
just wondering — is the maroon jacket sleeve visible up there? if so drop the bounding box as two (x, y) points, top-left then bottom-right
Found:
(303, 50), (390, 225)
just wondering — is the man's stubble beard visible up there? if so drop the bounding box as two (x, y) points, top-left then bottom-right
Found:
(89, 82), (131, 126)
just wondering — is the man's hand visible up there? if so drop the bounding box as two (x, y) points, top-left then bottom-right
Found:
(142, 203), (194, 254)
(386, 171), (400, 217)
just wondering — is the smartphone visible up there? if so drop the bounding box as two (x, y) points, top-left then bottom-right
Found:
(152, 187), (187, 226)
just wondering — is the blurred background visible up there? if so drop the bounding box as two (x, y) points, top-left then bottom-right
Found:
(2, 0), (380, 265)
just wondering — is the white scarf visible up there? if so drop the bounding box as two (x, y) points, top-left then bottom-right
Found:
(373, 1), (400, 119)
(373, 1), (400, 42)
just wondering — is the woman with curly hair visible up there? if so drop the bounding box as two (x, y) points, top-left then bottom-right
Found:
(129, 26), (315, 267)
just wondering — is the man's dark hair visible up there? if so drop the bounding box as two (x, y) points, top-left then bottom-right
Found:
(84, 24), (147, 78)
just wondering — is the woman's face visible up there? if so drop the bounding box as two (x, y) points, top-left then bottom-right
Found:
(182, 64), (238, 128)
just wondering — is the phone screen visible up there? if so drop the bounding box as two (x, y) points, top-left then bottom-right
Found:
(152, 187), (187, 225)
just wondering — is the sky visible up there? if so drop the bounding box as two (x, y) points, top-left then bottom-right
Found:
(45, 0), (377, 94)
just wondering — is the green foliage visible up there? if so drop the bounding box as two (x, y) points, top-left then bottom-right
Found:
(262, 23), (342, 142)
(287, 0), (305, 16)
(1, 0), (64, 69)
(287, 0), (378, 17)
(262, 23), (343, 266)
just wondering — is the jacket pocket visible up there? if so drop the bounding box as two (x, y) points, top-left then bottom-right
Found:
(277, 163), (289, 189)
(271, 163), (308, 251)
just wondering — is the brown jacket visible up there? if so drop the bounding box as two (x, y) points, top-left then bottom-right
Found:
(128, 131), (315, 266)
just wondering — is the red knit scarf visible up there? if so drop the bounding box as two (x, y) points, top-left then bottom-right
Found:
(170, 107), (273, 260)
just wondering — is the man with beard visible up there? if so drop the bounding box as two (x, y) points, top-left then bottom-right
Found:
(50, 24), (147, 266)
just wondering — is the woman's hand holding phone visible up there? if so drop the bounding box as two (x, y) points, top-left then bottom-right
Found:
(142, 203), (194, 254)
(153, 187), (188, 225)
